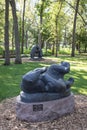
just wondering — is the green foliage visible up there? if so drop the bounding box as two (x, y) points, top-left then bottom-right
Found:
(23, 49), (30, 55)
(0, 46), (3, 55)
(0, 1), (5, 43)
(0, 0), (87, 56)
(35, 0), (51, 16)
(42, 48), (52, 56)
(21, 48), (31, 57)
(59, 49), (70, 55)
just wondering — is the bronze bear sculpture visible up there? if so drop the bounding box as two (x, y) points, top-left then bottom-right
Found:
(21, 61), (74, 102)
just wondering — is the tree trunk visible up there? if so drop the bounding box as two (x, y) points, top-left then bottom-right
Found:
(71, 0), (80, 57)
(38, 0), (44, 49)
(55, 17), (58, 57)
(84, 44), (87, 53)
(4, 0), (10, 65)
(25, 30), (28, 49)
(52, 42), (55, 55)
(63, 26), (67, 47)
(10, 0), (22, 64)
(38, 30), (42, 48)
(55, 2), (63, 57)
(21, 0), (26, 54)
(12, 24), (14, 50)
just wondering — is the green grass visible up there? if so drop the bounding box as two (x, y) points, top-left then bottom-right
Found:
(0, 55), (87, 102)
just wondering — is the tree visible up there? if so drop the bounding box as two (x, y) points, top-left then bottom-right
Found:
(45, 0), (65, 56)
(0, 1), (5, 43)
(76, 28), (87, 52)
(4, 0), (10, 65)
(65, 0), (87, 26)
(10, 0), (22, 64)
(37, 0), (45, 48)
(71, 0), (80, 57)
(55, 2), (63, 57)
(21, 0), (26, 54)
(35, 0), (51, 48)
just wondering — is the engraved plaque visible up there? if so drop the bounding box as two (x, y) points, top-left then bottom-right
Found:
(33, 104), (43, 111)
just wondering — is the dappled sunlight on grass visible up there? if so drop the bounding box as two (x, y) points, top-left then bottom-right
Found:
(0, 55), (87, 101)
(0, 61), (50, 101)
(82, 75), (87, 79)
(71, 87), (87, 95)
(70, 69), (87, 95)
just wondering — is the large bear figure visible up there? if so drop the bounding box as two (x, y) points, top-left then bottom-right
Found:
(21, 61), (74, 98)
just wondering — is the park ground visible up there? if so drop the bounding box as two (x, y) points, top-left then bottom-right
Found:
(0, 55), (87, 129)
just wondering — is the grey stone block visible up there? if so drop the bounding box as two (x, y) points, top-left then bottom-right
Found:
(16, 93), (75, 122)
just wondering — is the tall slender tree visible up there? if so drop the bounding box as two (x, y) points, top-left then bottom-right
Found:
(38, 0), (44, 48)
(21, 0), (26, 54)
(10, 0), (22, 64)
(4, 0), (10, 65)
(71, 0), (80, 57)
(55, 2), (63, 57)
(36, 0), (51, 48)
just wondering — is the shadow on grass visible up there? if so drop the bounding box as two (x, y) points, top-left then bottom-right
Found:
(0, 58), (87, 102)
(66, 69), (87, 95)
(0, 62), (49, 101)
(58, 55), (87, 62)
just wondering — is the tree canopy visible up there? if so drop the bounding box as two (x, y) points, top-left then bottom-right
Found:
(0, 0), (87, 64)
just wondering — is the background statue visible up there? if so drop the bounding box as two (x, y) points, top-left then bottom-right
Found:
(21, 62), (74, 99)
(30, 45), (42, 59)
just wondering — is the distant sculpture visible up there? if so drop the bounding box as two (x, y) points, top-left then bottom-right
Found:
(20, 62), (74, 102)
(30, 45), (42, 59)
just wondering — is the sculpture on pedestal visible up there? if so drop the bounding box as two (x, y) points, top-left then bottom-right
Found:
(16, 61), (75, 122)
(30, 45), (42, 59)
(20, 61), (74, 102)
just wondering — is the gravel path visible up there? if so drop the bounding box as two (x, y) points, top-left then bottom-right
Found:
(0, 95), (87, 130)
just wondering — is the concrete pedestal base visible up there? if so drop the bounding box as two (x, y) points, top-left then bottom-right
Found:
(16, 93), (75, 122)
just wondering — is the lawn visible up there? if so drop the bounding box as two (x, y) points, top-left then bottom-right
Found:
(0, 55), (87, 102)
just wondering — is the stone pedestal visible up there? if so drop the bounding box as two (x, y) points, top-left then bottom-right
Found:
(16, 93), (75, 122)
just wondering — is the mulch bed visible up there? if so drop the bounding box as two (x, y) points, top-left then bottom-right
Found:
(0, 95), (87, 130)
